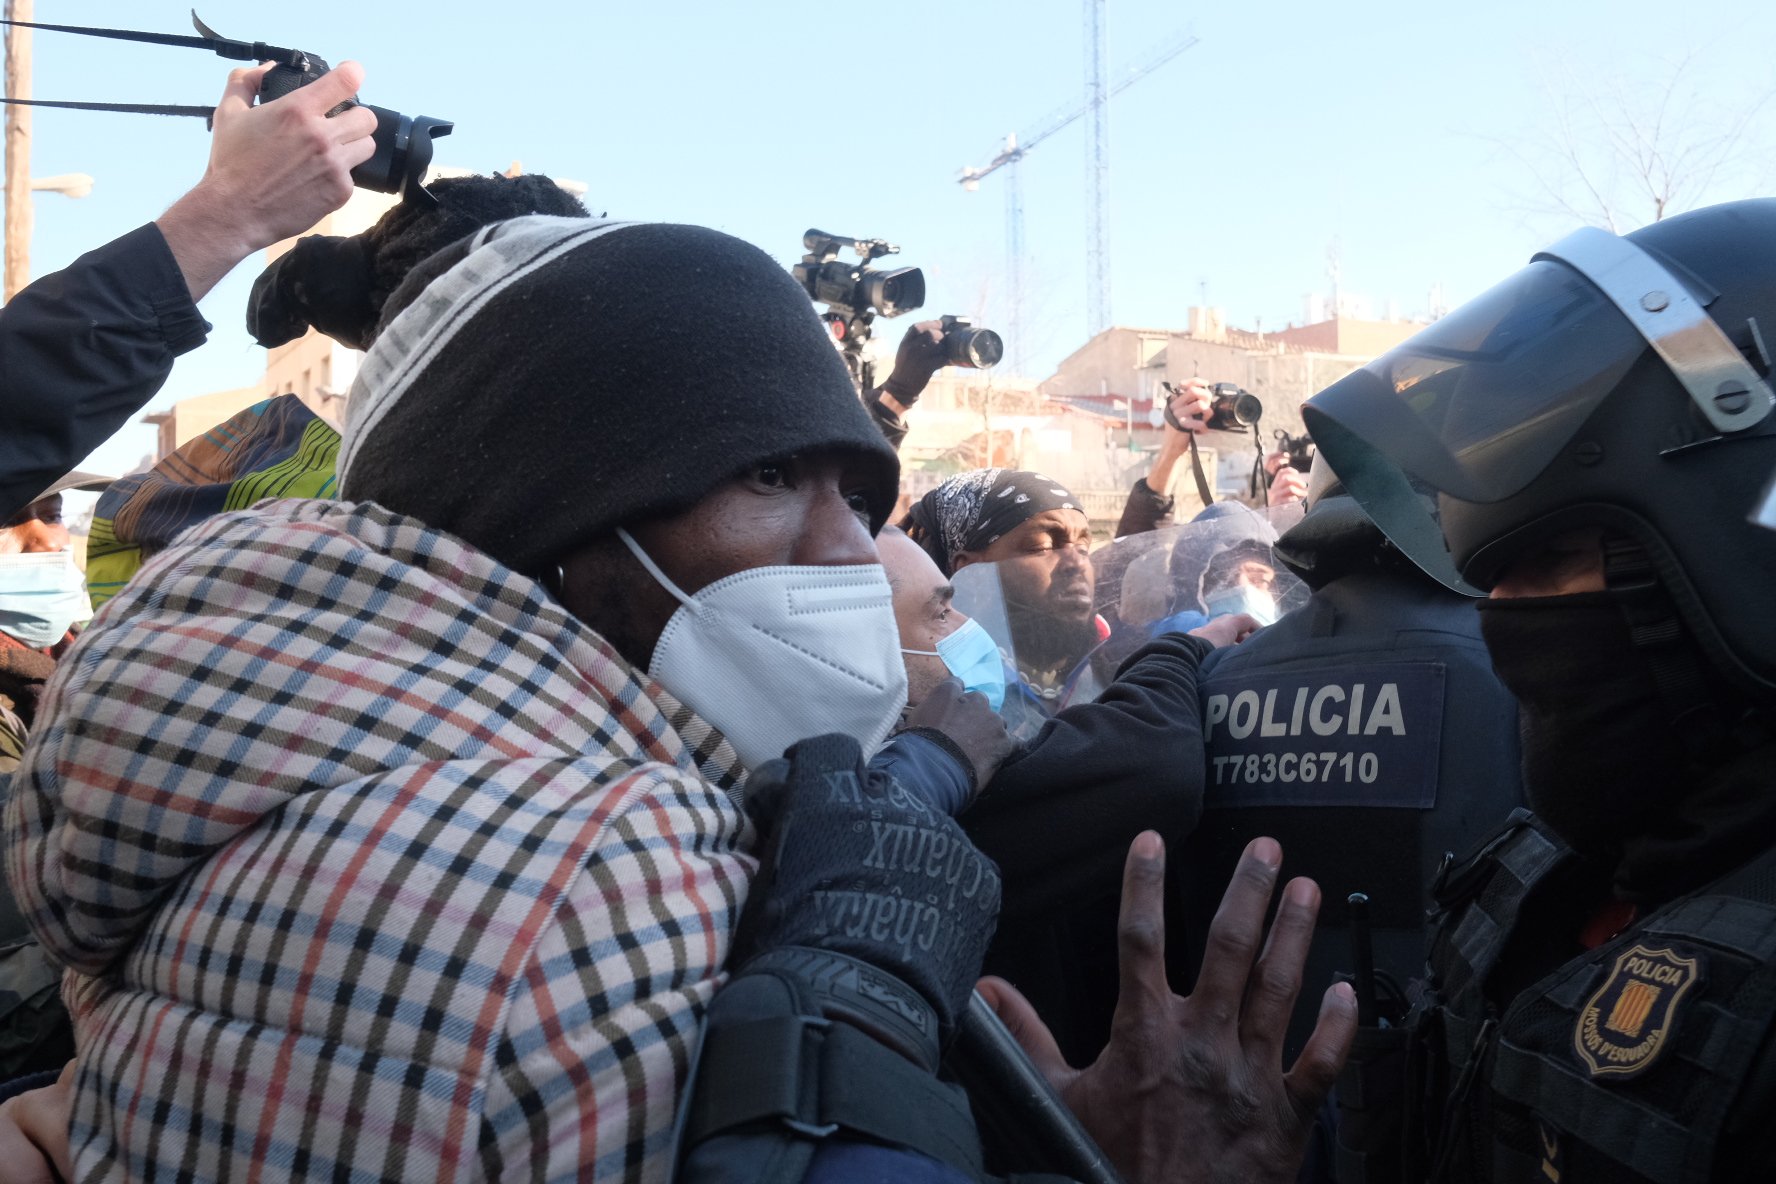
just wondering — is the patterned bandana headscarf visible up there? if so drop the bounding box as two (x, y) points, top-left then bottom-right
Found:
(902, 468), (1083, 576)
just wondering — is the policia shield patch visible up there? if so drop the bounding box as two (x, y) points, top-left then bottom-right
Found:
(1573, 945), (1703, 1079)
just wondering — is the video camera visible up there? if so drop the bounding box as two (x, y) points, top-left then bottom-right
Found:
(793, 231), (925, 320)
(0, 13), (452, 204)
(793, 230), (1003, 390)
(1274, 429), (1315, 475)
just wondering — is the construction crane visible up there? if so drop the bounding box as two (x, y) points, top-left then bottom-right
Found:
(960, 18), (1198, 373)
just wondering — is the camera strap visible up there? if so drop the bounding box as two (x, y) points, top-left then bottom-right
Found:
(0, 98), (213, 124)
(0, 14), (316, 129)
(1186, 431), (1215, 509)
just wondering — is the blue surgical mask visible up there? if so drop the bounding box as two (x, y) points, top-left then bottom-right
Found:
(1203, 584), (1279, 628)
(0, 551), (91, 648)
(902, 616), (1008, 710)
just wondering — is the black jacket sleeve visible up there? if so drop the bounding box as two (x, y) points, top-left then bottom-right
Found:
(868, 394), (909, 451)
(962, 630), (1215, 923)
(1113, 475), (1174, 539)
(0, 223), (210, 517)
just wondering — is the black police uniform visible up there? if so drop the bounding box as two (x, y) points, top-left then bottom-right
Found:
(1395, 803), (1776, 1183)
(1179, 558), (1525, 1058)
(1296, 200), (1776, 1183)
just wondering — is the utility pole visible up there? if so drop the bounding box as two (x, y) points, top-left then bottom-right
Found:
(3, 0), (31, 302)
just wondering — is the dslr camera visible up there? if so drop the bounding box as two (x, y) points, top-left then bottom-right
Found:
(940, 316), (1004, 369)
(1162, 381), (1264, 433)
(1206, 383), (1263, 432)
(1274, 429), (1315, 474)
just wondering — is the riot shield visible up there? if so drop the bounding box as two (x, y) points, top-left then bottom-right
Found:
(1100, 503), (1309, 637)
(949, 503), (1309, 736)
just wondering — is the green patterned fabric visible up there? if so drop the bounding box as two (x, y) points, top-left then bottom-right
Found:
(87, 396), (340, 609)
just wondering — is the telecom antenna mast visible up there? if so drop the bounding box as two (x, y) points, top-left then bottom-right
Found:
(1084, 0), (1109, 338)
(960, 25), (1198, 372)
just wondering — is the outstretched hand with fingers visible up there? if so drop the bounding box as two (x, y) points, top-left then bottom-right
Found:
(977, 833), (1357, 1184)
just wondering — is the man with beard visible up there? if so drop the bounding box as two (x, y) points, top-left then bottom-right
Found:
(906, 470), (1103, 711)
(1303, 199), (1776, 1181)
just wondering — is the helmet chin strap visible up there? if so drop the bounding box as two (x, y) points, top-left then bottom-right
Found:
(1602, 535), (1768, 760)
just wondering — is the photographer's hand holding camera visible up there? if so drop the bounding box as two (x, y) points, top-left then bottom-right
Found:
(869, 319), (949, 447)
(157, 62), (378, 300)
(1114, 379), (1212, 537)
(1262, 450), (1309, 508)
(0, 63), (375, 518)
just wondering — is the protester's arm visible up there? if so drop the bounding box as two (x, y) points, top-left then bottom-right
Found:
(866, 321), (947, 451)
(978, 833), (1357, 1184)
(677, 735), (1002, 1181)
(881, 677), (1016, 807)
(0, 63), (376, 519)
(963, 631), (1216, 924)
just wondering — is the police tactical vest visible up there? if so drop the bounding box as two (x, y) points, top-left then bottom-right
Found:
(1416, 809), (1776, 1183)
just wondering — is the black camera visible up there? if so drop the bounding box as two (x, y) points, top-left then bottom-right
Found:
(0, 13), (452, 205)
(1161, 381), (1264, 432)
(1206, 383), (1264, 432)
(1274, 429), (1315, 474)
(258, 56), (452, 203)
(940, 316), (1004, 369)
(793, 231), (925, 318)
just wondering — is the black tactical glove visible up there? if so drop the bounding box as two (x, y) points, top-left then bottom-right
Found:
(881, 319), (947, 405)
(737, 733), (1001, 1065)
(247, 233), (379, 350)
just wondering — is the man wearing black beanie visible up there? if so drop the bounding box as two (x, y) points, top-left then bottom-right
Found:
(7, 213), (984, 1181)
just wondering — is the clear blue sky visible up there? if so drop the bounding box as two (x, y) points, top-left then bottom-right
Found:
(11, 0), (1775, 476)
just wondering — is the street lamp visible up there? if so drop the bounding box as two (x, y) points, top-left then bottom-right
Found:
(31, 173), (92, 199)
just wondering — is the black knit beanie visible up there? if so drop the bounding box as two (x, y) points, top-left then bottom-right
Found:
(337, 216), (899, 575)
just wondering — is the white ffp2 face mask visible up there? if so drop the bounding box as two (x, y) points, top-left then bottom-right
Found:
(618, 529), (908, 770)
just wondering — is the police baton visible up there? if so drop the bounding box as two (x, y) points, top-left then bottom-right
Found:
(947, 991), (1126, 1184)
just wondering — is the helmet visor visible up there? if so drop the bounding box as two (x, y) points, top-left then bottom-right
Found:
(1305, 258), (1643, 505)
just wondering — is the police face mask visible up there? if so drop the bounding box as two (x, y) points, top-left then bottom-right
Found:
(1478, 592), (1689, 860)
(1204, 583), (1279, 627)
(0, 551), (91, 648)
(902, 617), (1007, 710)
(618, 529), (908, 771)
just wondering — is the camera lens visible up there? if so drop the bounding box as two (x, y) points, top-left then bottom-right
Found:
(946, 327), (1004, 369)
(1231, 391), (1262, 427)
(864, 266), (925, 318)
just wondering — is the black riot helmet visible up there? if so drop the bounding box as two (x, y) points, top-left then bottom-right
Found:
(1303, 200), (1776, 695)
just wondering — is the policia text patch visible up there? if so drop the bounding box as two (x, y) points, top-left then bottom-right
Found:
(1200, 662), (1445, 808)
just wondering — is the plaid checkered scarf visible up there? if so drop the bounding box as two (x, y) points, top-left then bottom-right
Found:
(6, 498), (755, 1182)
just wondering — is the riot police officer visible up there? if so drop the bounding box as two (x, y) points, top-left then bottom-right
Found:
(1177, 461), (1525, 1065)
(1304, 199), (1776, 1182)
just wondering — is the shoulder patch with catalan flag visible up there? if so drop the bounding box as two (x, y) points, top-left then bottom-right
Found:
(1573, 944), (1704, 1080)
